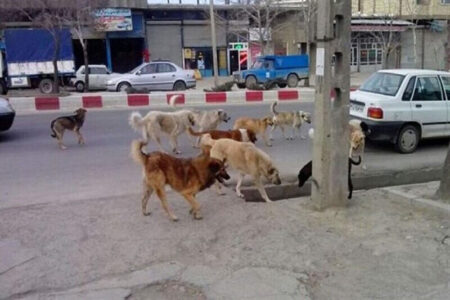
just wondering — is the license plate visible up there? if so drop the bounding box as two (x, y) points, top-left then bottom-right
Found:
(350, 102), (364, 113)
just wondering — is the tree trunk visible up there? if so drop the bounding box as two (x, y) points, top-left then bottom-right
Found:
(53, 33), (61, 94)
(436, 141), (450, 203)
(83, 39), (89, 92)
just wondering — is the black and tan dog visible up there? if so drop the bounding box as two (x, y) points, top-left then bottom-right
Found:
(50, 108), (87, 150)
(297, 156), (361, 199)
(131, 140), (230, 221)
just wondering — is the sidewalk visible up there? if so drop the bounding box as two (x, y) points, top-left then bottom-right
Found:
(1, 181), (449, 299)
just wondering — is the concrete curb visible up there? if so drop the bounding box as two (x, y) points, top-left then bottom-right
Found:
(241, 167), (443, 202)
(9, 88), (315, 114)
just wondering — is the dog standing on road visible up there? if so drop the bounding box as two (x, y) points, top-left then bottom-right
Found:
(202, 134), (281, 202)
(233, 116), (274, 147)
(131, 140), (230, 221)
(270, 102), (311, 140)
(50, 108), (87, 150)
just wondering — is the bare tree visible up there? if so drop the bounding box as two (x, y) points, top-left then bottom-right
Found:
(436, 142), (450, 203)
(299, 0), (317, 86)
(369, 19), (401, 68)
(63, 0), (106, 92)
(403, 0), (419, 68)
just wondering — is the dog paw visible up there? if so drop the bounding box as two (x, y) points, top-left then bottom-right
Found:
(60, 145), (67, 150)
(362, 165), (367, 170)
(266, 144), (273, 147)
(237, 192), (245, 198)
(269, 137), (274, 141)
(171, 216), (179, 222)
(143, 211), (151, 216)
(265, 199), (273, 203)
(193, 212), (203, 220)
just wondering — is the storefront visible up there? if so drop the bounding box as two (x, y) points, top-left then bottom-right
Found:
(227, 42), (248, 75)
(183, 47), (227, 77)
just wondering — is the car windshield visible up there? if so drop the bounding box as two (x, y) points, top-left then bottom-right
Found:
(128, 64), (145, 74)
(251, 60), (263, 70)
(360, 72), (405, 96)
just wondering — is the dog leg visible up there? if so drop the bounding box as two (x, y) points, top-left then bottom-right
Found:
(263, 132), (272, 147)
(254, 177), (273, 203)
(56, 129), (67, 150)
(155, 188), (178, 221)
(215, 182), (226, 196)
(235, 173), (245, 198)
(149, 132), (166, 153)
(269, 124), (277, 141)
(141, 183), (153, 216)
(279, 125), (288, 140)
(361, 142), (367, 170)
(75, 129), (85, 145)
(169, 134), (181, 155)
(183, 193), (202, 220)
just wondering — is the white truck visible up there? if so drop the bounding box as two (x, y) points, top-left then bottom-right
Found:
(1, 28), (75, 94)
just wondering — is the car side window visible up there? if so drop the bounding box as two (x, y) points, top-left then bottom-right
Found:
(402, 76), (416, 101)
(140, 64), (157, 74)
(91, 67), (108, 75)
(157, 63), (176, 73)
(412, 76), (443, 101)
(440, 76), (450, 100)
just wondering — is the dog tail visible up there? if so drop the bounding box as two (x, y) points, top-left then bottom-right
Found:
(50, 119), (57, 138)
(168, 94), (182, 108)
(188, 127), (205, 137)
(129, 111), (145, 132)
(308, 128), (314, 139)
(271, 101), (279, 115)
(350, 155), (362, 166)
(130, 140), (148, 166)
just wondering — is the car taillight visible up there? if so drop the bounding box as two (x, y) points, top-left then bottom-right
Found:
(368, 107), (383, 119)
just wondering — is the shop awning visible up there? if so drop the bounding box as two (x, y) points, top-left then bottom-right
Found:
(351, 25), (409, 32)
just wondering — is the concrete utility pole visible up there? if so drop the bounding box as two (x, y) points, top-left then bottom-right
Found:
(311, 0), (351, 210)
(209, 0), (219, 87)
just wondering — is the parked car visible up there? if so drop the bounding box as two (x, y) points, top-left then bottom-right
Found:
(350, 69), (450, 153)
(70, 65), (120, 92)
(0, 97), (15, 132)
(106, 60), (196, 92)
(233, 55), (309, 88)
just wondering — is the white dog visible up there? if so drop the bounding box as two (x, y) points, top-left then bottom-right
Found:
(129, 96), (195, 154)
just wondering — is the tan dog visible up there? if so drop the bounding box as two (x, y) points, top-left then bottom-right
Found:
(349, 119), (368, 169)
(188, 127), (257, 144)
(270, 102), (312, 140)
(131, 140), (230, 221)
(129, 96), (196, 154)
(202, 134), (281, 202)
(50, 108), (87, 150)
(233, 116), (274, 147)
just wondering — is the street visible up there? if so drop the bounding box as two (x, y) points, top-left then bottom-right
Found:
(1, 103), (448, 210)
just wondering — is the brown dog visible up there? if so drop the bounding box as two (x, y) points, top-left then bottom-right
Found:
(188, 127), (257, 144)
(50, 108), (87, 150)
(233, 116), (274, 147)
(131, 140), (230, 221)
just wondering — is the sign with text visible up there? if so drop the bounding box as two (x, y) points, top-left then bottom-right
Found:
(94, 8), (133, 32)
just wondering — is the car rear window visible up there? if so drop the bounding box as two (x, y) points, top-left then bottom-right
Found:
(360, 72), (405, 96)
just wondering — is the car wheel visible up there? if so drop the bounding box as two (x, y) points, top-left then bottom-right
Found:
(278, 83), (287, 88)
(173, 81), (186, 91)
(245, 76), (257, 89)
(117, 82), (131, 92)
(0, 81), (6, 95)
(287, 74), (299, 88)
(395, 124), (420, 154)
(237, 83), (246, 89)
(39, 79), (55, 94)
(75, 81), (85, 92)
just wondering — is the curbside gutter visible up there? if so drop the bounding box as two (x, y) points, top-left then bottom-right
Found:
(9, 88), (316, 114)
(241, 167), (443, 202)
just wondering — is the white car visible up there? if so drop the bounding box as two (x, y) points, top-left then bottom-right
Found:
(0, 97), (15, 132)
(350, 69), (450, 153)
(106, 60), (196, 92)
(70, 65), (120, 92)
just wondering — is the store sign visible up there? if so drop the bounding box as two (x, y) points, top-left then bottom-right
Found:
(229, 42), (248, 50)
(94, 8), (133, 32)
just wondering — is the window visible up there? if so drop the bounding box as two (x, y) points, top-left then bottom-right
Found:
(416, 0), (430, 5)
(90, 67), (108, 75)
(140, 64), (157, 74)
(402, 76), (416, 101)
(350, 37), (384, 66)
(360, 72), (405, 96)
(412, 77), (443, 101)
(157, 63), (176, 73)
(441, 0), (450, 4)
(439, 76), (450, 99)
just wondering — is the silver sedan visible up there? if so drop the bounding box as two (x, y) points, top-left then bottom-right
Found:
(106, 61), (196, 92)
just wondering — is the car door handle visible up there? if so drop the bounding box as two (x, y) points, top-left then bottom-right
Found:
(172, 74), (175, 77)
(415, 104), (422, 108)
(152, 76), (156, 78)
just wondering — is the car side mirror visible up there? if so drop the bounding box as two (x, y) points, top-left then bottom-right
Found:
(136, 71), (141, 76)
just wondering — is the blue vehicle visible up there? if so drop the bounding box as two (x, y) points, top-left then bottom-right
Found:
(234, 55), (309, 88)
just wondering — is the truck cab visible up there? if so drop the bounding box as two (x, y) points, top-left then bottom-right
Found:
(234, 55), (309, 88)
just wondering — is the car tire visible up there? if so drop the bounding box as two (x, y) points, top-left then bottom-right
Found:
(117, 82), (131, 92)
(287, 74), (299, 88)
(173, 81), (186, 91)
(75, 81), (85, 92)
(278, 83), (287, 88)
(245, 76), (257, 89)
(39, 78), (55, 94)
(237, 83), (246, 89)
(395, 124), (420, 154)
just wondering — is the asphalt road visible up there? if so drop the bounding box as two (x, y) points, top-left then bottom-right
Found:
(1, 102), (448, 209)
